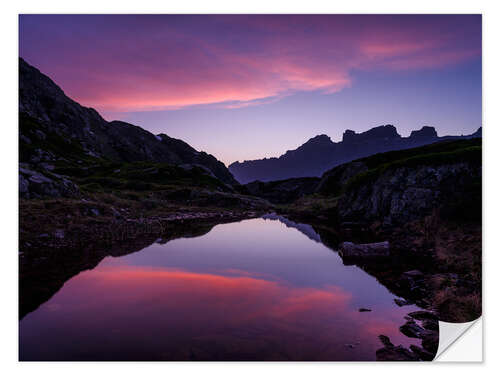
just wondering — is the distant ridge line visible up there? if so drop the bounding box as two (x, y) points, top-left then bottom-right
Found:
(228, 125), (481, 184)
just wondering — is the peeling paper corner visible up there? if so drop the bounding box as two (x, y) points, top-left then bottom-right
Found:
(434, 317), (483, 362)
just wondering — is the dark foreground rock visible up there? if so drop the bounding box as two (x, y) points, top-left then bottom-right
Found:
(338, 241), (390, 260)
(400, 320), (426, 338)
(420, 329), (439, 354)
(408, 310), (438, 321)
(409, 345), (435, 361)
(376, 313), (439, 362)
(394, 298), (412, 306)
(20, 164), (80, 199)
(376, 335), (418, 361)
(376, 306), (439, 361)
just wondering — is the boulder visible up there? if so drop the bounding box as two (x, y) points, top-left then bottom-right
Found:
(376, 333), (435, 361)
(394, 298), (412, 306)
(19, 165), (80, 199)
(339, 241), (390, 260)
(400, 320), (426, 338)
(378, 335), (394, 348)
(421, 330), (439, 353)
(421, 319), (439, 331)
(408, 310), (438, 321)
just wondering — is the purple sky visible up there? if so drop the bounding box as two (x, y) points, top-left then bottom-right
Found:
(19, 15), (482, 165)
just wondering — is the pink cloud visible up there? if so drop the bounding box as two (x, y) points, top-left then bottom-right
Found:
(23, 15), (480, 113)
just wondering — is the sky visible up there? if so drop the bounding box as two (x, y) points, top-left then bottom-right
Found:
(19, 15), (482, 165)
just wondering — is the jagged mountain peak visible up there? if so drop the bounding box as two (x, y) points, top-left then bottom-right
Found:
(410, 126), (438, 138)
(229, 124), (481, 184)
(342, 124), (400, 143)
(294, 134), (334, 153)
(305, 134), (332, 144)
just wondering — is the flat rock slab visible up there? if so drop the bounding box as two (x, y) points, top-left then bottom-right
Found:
(400, 320), (426, 338)
(339, 241), (390, 260)
(394, 298), (413, 306)
(403, 270), (424, 278)
(408, 310), (438, 321)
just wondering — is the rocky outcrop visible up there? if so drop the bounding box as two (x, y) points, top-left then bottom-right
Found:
(155, 133), (237, 184)
(400, 320), (426, 338)
(301, 138), (482, 323)
(19, 164), (80, 199)
(315, 138), (482, 226)
(228, 123), (481, 184)
(337, 162), (481, 226)
(410, 126), (438, 139)
(376, 309), (439, 361)
(376, 335), (419, 361)
(342, 124), (400, 143)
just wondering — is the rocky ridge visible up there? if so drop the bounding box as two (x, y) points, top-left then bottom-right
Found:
(229, 124), (481, 184)
(19, 58), (237, 186)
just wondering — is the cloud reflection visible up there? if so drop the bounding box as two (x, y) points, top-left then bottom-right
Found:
(22, 265), (419, 360)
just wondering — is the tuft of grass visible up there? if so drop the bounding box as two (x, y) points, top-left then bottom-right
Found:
(359, 138), (481, 169)
(433, 289), (482, 323)
(278, 194), (339, 221)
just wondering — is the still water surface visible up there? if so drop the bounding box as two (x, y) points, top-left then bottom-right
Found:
(20, 217), (420, 360)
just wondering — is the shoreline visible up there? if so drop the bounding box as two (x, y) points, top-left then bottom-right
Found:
(19, 201), (266, 319)
(20, 205), (441, 360)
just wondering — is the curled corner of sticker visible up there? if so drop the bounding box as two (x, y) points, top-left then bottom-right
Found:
(434, 317), (483, 362)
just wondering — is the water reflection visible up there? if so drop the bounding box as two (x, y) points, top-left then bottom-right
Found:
(20, 217), (420, 360)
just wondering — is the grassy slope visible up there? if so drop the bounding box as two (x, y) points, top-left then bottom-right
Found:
(20, 113), (230, 193)
(318, 138), (481, 196)
(345, 139), (481, 192)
